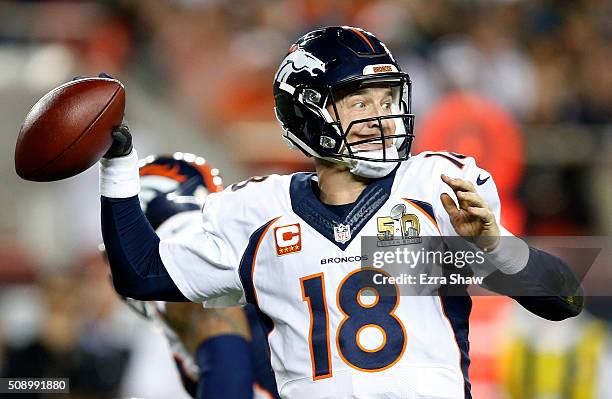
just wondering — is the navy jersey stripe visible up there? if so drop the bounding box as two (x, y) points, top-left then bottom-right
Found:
(439, 295), (472, 399)
(245, 304), (281, 398)
(238, 218), (278, 305)
(237, 221), (277, 326)
(424, 153), (465, 169)
(238, 220), (281, 397)
(406, 199), (435, 222)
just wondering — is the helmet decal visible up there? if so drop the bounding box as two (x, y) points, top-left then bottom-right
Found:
(347, 27), (376, 53)
(275, 49), (326, 89)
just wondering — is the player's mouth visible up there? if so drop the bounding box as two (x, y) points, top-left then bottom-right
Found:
(351, 138), (393, 152)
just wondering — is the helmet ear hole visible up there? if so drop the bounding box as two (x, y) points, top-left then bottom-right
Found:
(303, 89), (322, 105)
(320, 136), (336, 149)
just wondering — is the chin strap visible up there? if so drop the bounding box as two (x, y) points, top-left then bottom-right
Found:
(315, 146), (401, 179)
(348, 146), (400, 179)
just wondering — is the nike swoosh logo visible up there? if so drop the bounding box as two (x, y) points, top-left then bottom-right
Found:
(476, 175), (490, 185)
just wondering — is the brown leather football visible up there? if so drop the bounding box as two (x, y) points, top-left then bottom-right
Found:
(15, 77), (125, 182)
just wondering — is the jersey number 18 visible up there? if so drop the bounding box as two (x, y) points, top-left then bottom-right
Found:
(300, 268), (407, 379)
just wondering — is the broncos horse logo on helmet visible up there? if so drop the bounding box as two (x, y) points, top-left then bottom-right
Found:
(273, 26), (415, 165)
(138, 152), (223, 230)
(276, 48), (327, 84)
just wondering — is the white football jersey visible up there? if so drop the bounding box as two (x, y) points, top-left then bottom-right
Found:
(160, 152), (510, 399)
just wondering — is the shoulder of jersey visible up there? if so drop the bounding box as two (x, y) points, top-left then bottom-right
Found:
(202, 173), (292, 219)
(397, 151), (479, 182)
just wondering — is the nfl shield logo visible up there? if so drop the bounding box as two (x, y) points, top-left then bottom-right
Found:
(333, 224), (351, 244)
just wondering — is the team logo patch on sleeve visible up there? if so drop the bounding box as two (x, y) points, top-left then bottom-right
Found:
(274, 223), (302, 256)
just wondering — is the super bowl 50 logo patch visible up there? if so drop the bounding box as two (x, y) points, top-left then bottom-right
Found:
(274, 223), (302, 256)
(377, 203), (422, 247)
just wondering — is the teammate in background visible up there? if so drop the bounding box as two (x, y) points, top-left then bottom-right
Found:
(106, 153), (278, 399)
(98, 27), (582, 398)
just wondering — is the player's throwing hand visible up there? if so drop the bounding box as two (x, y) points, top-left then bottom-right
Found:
(440, 174), (500, 251)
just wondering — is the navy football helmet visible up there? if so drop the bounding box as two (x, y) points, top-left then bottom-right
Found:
(137, 152), (223, 230)
(273, 26), (414, 163)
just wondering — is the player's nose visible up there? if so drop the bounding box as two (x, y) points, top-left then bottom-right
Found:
(366, 106), (394, 135)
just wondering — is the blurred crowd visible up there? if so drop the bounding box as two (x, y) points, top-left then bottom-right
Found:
(3, 0), (610, 232)
(0, 255), (132, 399)
(0, 1), (610, 398)
(44, 0), (611, 126)
(1, 0), (610, 227)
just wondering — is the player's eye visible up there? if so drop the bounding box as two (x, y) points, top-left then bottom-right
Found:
(352, 101), (366, 109)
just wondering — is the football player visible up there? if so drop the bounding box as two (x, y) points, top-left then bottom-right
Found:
(107, 153), (278, 399)
(98, 27), (583, 398)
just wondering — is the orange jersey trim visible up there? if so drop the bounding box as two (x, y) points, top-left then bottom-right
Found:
(251, 216), (281, 305)
(402, 198), (442, 235)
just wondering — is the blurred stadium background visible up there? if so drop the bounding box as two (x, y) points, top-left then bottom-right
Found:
(0, 0), (610, 398)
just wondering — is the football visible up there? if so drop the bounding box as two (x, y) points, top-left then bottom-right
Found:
(15, 77), (125, 182)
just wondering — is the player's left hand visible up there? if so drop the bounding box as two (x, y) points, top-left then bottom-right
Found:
(440, 174), (500, 251)
(104, 121), (132, 159)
